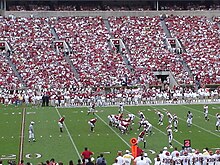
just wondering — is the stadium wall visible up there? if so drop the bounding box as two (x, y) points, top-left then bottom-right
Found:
(5, 10), (220, 18)
(0, 9), (4, 15)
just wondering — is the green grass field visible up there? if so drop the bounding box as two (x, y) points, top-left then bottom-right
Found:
(0, 103), (220, 165)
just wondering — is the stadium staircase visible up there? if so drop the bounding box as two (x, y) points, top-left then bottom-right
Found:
(51, 27), (79, 79)
(103, 18), (134, 73)
(160, 18), (195, 88)
(4, 52), (27, 88)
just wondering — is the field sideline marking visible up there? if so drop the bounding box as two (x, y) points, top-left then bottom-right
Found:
(55, 107), (81, 159)
(151, 106), (220, 138)
(18, 108), (26, 164)
(95, 113), (130, 147)
(181, 105), (216, 118)
(124, 109), (183, 147)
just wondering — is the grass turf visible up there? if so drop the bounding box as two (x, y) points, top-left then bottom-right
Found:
(0, 103), (220, 164)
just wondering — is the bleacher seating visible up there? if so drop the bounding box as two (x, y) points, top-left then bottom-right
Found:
(166, 15), (220, 86)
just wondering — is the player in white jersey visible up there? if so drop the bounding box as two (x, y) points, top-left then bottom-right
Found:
(206, 151), (215, 165)
(156, 110), (164, 126)
(166, 111), (173, 125)
(216, 113), (220, 131)
(167, 125), (173, 148)
(192, 150), (203, 165)
(28, 121), (36, 142)
(108, 115), (114, 127)
(172, 153), (182, 165)
(118, 102), (124, 113)
(203, 104), (209, 121)
(161, 152), (172, 165)
(173, 114), (178, 132)
(181, 152), (191, 165)
(187, 111), (193, 127)
(127, 113), (135, 124)
(214, 150), (220, 165)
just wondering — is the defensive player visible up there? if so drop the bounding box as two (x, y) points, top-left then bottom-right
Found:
(203, 104), (209, 121)
(216, 113), (220, 131)
(58, 116), (65, 132)
(186, 111), (193, 127)
(88, 117), (97, 132)
(28, 121), (36, 142)
(156, 110), (164, 126)
(173, 114), (179, 132)
(166, 111), (173, 126)
(167, 125), (173, 148)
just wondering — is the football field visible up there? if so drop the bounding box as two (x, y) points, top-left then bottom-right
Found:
(0, 103), (220, 165)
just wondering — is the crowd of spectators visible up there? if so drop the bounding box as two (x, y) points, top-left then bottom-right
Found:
(5, 146), (220, 165)
(108, 16), (193, 85)
(0, 15), (219, 93)
(6, 1), (220, 11)
(165, 15), (220, 86)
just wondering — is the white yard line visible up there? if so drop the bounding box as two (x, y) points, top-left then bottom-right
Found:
(151, 106), (220, 138)
(55, 107), (81, 159)
(19, 108), (26, 163)
(124, 109), (183, 147)
(95, 113), (130, 147)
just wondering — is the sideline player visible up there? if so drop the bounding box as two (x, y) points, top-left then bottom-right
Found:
(203, 104), (209, 121)
(88, 117), (97, 132)
(216, 113), (220, 131)
(28, 121), (36, 142)
(58, 116), (65, 132)
(186, 111), (193, 127)
(123, 150), (134, 165)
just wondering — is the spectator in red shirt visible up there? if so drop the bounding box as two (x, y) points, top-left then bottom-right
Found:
(81, 147), (94, 163)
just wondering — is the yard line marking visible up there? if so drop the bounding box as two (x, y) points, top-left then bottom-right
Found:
(124, 109), (183, 146)
(153, 106), (220, 138)
(18, 108), (26, 164)
(55, 107), (81, 159)
(95, 114), (130, 147)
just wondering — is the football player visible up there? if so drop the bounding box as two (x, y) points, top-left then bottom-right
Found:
(28, 121), (36, 142)
(167, 125), (173, 148)
(203, 104), (209, 121)
(58, 116), (65, 132)
(216, 113), (220, 131)
(187, 111), (193, 127)
(87, 102), (96, 115)
(137, 130), (147, 149)
(214, 150), (220, 165)
(173, 114), (179, 132)
(88, 118), (97, 132)
(156, 110), (164, 126)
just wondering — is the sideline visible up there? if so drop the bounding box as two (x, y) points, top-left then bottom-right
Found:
(18, 108), (26, 164)
(55, 107), (81, 159)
